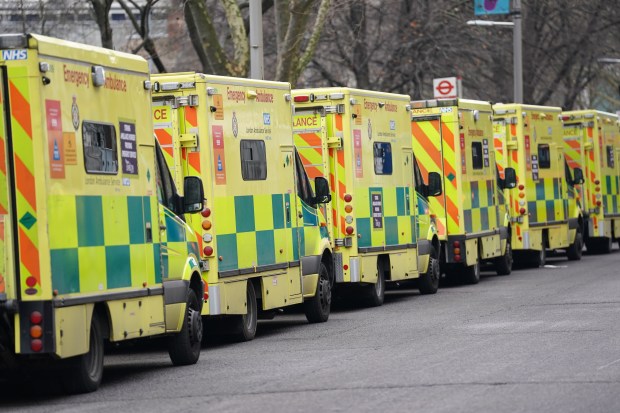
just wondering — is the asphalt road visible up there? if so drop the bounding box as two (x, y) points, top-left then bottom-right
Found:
(3, 248), (620, 413)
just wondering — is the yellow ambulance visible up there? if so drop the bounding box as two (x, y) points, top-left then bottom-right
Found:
(562, 110), (620, 253)
(411, 99), (517, 284)
(292, 88), (442, 306)
(0, 34), (205, 393)
(151, 73), (333, 341)
(493, 103), (584, 266)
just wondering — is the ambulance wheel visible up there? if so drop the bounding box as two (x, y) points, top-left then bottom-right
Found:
(418, 246), (440, 295)
(495, 240), (513, 276)
(63, 315), (104, 394)
(463, 260), (480, 285)
(566, 231), (583, 261)
(362, 262), (385, 307)
(168, 289), (202, 366)
(230, 283), (258, 342)
(304, 261), (332, 323)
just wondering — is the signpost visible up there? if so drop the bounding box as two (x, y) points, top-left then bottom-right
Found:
(433, 77), (462, 99)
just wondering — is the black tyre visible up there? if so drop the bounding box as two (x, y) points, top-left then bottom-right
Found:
(529, 247), (546, 267)
(63, 315), (104, 394)
(463, 260), (480, 285)
(495, 239), (513, 275)
(362, 261), (385, 307)
(418, 247), (439, 294)
(566, 231), (583, 261)
(304, 261), (332, 323)
(168, 289), (202, 365)
(230, 282), (257, 342)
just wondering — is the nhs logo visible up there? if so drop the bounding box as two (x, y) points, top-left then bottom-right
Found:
(1, 49), (27, 61)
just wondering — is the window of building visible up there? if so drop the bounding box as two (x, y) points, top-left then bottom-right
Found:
(373, 142), (392, 175)
(471, 142), (483, 170)
(240, 140), (267, 180)
(82, 121), (118, 174)
(538, 144), (551, 169)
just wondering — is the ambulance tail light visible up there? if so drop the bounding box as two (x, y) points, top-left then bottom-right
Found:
(518, 184), (525, 190)
(454, 255), (461, 262)
(344, 194), (353, 202)
(345, 226), (355, 235)
(30, 311), (43, 352)
(201, 207), (211, 218)
(453, 241), (460, 248)
(560, 115), (573, 121)
(519, 207), (527, 215)
(202, 220), (212, 230)
(595, 179), (600, 185)
(344, 205), (353, 213)
(203, 246), (214, 256)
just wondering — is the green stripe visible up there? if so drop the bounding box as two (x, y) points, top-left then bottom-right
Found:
(272, 194), (285, 229)
(357, 217), (371, 247)
(217, 233), (238, 271)
(128, 196), (145, 244)
(235, 195), (256, 232)
(256, 230), (276, 265)
(385, 216), (398, 245)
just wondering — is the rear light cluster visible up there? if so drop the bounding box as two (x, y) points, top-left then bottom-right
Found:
(30, 311), (43, 352)
(594, 180), (602, 207)
(453, 241), (461, 262)
(518, 184), (527, 216)
(344, 193), (354, 235)
(201, 207), (214, 257)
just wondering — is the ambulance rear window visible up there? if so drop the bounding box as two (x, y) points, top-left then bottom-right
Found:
(373, 142), (392, 175)
(538, 145), (551, 169)
(471, 142), (483, 170)
(82, 122), (118, 174)
(240, 140), (267, 180)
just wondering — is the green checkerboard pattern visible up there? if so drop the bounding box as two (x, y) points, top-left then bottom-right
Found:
(357, 186), (412, 248)
(214, 193), (299, 272)
(463, 179), (498, 234)
(528, 177), (566, 223)
(48, 195), (196, 294)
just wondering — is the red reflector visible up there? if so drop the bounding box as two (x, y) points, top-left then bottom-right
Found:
(203, 246), (214, 256)
(30, 311), (42, 325)
(560, 115), (571, 121)
(520, 208), (526, 215)
(293, 95), (310, 102)
(345, 226), (354, 235)
(454, 255), (461, 262)
(596, 201), (602, 206)
(201, 208), (211, 218)
(343, 264), (349, 270)
(31, 339), (43, 352)
(25, 276), (37, 288)
(453, 241), (460, 248)
(518, 184), (525, 190)
(594, 180), (600, 185)
(204, 291), (209, 300)
(344, 194), (352, 203)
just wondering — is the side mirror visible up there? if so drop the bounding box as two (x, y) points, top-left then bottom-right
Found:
(183, 176), (204, 213)
(573, 167), (584, 185)
(503, 167), (517, 189)
(427, 172), (442, 197)
(313, 176), (332, 204)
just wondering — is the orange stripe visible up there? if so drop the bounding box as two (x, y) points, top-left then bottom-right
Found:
(298, 133), (322, 147)
(337, 148), (344, 168)
(587, 127), (593, 138)
(442, 122), (455, 152)
(154, 129), (172, 145)
(566, 140), (580, 149)
(15, 156), (36, 210)
(188, 151), (201, 173)
(510, 124), (517, 136)
(436, 219), (446, 237)
(9, 82), (32, 138)
(412, 121), (442, 170)
(340, 216), (346, 235)
(446, 197), (459, 226)
(335, 114), (343, 132)
(443, 161), (457, 188)
(185, 106), (197, 128)
(298, 152), (322, 179)
(19, 227), (40, 284)
(511, 150), (518, 163)
(0, 137), (6, 174)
